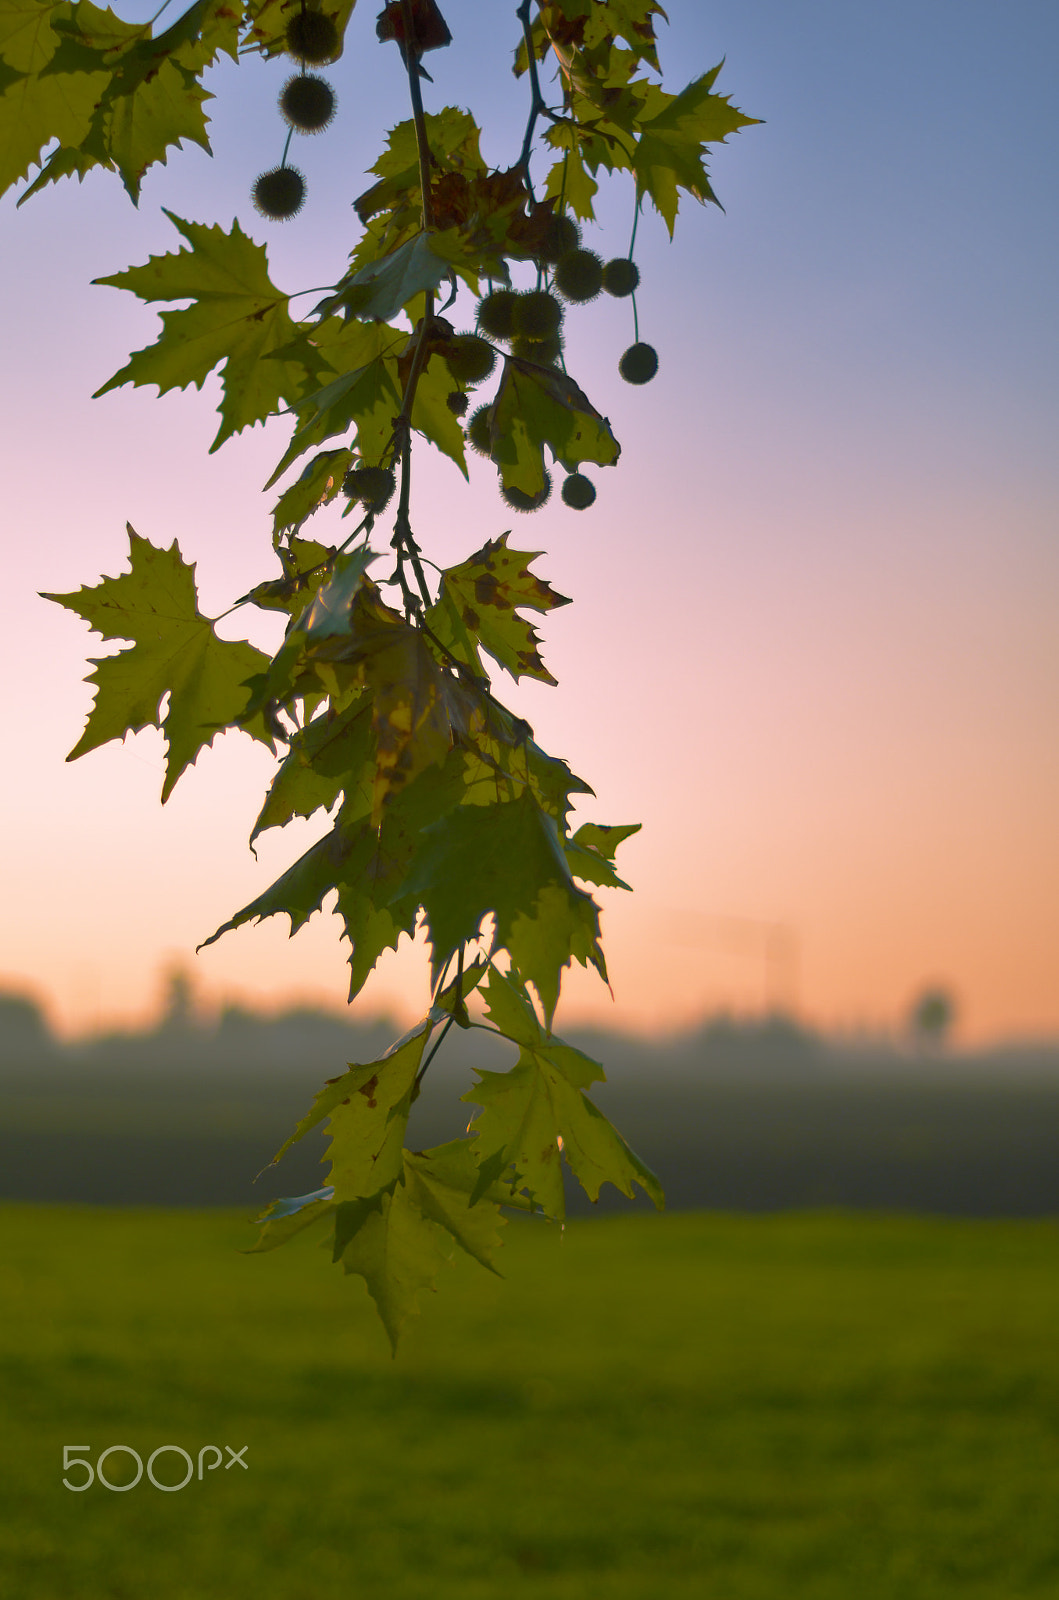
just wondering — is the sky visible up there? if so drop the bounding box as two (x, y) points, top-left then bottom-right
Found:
(1, 1), (1057, 1045)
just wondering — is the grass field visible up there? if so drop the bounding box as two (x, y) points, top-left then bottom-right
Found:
(2, 1205), (1058, 1598)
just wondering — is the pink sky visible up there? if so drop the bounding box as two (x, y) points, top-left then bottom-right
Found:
(2, 2), (1056, 1045)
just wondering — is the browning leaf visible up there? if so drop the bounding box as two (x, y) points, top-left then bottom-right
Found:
(425, 533), (570, 685)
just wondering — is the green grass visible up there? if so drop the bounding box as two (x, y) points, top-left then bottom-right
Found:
(2, 1206), (1058, 1598)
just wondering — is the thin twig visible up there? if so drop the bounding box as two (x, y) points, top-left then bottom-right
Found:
(516, 0), (549, 185)
(417, 947), (468, 1087)
(416, 1014), (454, 1087)
(388, 0), (440, 613)
(400, 0), (435, 229)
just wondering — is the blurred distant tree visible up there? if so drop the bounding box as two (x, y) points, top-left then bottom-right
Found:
(161, 967), (197, 1031)
(908, 987), (957, 1051)
(5, 0), (757, 1348)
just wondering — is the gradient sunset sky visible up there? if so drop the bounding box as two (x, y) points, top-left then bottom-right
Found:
(2, 0), (1056, 1044)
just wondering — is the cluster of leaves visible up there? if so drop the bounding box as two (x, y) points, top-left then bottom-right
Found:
(45, 519), (660, 1345)
(11, 0), (757, 1348)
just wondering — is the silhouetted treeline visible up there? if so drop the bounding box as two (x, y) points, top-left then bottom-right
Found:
(2, 990), (1058, 1217)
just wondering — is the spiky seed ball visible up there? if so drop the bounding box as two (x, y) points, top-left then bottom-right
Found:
(341, 465), (395, 512)
(446, 390), (469, 417)
(602, 257), (640, 297)
(618, 341), (659, 384)
(512, 332), (563, 365)
(538, 213), (581, 264)
(561, 472), (596, 510)
(252, 166), (306, 221)
(513, 290), (563, 341)
(279, 74), (336, 133)
(501, 471), (552, 512)
(446, 334), (496, 385)
(286, 10), (339, 64)
(476, 289), (518, 341)
(466, 405), (494, 456)
(554, 248), (604, 304)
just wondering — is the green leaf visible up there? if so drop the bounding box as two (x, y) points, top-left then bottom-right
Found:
(322, 231), (456, 324)
(464, 1038), (663, 1219)
(332, 1178), (453, 1353)
(43, 524), (272, 802)
(0, 59), (108, 196)
(426, 532), (570, 685)
(490, 357), (620, 495)
(301, 548), (380, 645)
(254, 577), (456, 824)
(239, 547), (378, 716)
(244, 536), (337, 619)
(205, 751), (474, 1004)
(270, 448), (354, 538)
(634, 67), (761, 233)
(409, 349), (469, 475)
(6, 0), (240, 203)
(401, 790), (606, 1017)
(250, 696), (374, 842)
(581, 0), (666, 72)
(102, 53), (211, 202)
(275, 1020), (431, 1195)
(268, 319), (403, 485)
(480, 961), (546, 1047)
(543, 128), (599, 221)
(245, 1187), (336, 1253)
(0, 0), (68, 74)
(507, 880), (606, 1027)
(404, 1140), (525, 1274)
(565, 819), (641, 889)
(94, 211), (321, 450)
(200, 810), (360, 951)
(335, 747), (474, 1000)
(332, 1133), (533, 1352)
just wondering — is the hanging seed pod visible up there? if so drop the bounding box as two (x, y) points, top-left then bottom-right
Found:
(513, 290), (563, 341)
(476, 289), (519, 341)
(341, 466), (396, 512)
(561, 472), (596, 509)
(500, 472), (552, 512)
(286, 10), (340, 65)
(252, 167), (306, 221)
(446, 391), (469, 416)
(466, 405), (494, 456)
(554, 248), (604, 304)
(602, 257), (640, 297)
(618, 342), (659, 384)
(511, 332), (563, 366)
(538, 213), (581, 265)
(446, 334), (497, 384)
(279, 74), (337, 134)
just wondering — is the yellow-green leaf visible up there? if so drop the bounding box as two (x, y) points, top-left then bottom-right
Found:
(94, 211), (321, 450)
(43, 525), (272, 802)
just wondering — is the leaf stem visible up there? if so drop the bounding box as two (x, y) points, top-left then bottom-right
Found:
(417, 947), (467, 1087)
(628, 195), (641, 259)
(416, 1014), (454, 1087)
(146, 0), (176, 29)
